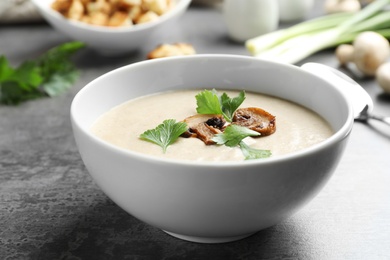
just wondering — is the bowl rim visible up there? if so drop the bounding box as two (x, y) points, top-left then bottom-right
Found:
(71, 54), (354, 167)
(31, 0), (192, 33)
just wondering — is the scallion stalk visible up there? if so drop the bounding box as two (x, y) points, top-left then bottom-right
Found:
(246, 0), (390, 64)
(246, 12), (353, 55)
(349, 11), (390, 33)
(336, 28), (390, 45)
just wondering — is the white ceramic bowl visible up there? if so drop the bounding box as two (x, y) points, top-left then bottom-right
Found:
(31, 0), (191, 55)
(71, 55), (354, 243)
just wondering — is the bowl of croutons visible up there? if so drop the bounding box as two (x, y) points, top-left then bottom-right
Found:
(31, 0), (191, 55)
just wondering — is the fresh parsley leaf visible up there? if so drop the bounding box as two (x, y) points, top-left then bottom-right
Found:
(0, 41), (85, 105)
(10, 61), (43, 90)
(41, 69), (79, 97)
(212, 124), (260, 147)
(38, 41), (85, 97)
(219, 91), (245, 121)
(196, 89), (223, 116)
(0, 81), (42, 104)
(0, 59), (44, 104)
(139, 119), (188, 153)
(37, 41), (84, 92)
(196, 89), (245, 122)
(212, 124), (271, 160)
(239, 141), (272, 160)
(0, 56), (15, 81)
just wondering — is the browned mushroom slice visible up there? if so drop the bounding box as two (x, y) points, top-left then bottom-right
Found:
(233, 107), (276, 136)
(182, 114), (226, 145)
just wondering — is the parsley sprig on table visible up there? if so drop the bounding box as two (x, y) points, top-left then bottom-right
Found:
(139, 89), (272, 160)
(0, 41), (85, 105)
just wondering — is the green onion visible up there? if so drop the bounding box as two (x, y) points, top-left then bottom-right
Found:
(246, 0), (390, 64)
(336, 28), (390, 45)
(246, 12), (354, 55)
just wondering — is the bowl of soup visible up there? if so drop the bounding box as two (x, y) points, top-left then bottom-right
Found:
(71, 55), (353, 243)
(31, 0), (191, 55)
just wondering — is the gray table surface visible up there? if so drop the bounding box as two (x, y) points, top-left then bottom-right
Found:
(1, 1), (390, 259)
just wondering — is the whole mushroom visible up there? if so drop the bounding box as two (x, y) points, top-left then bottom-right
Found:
(376, 62), (390, 94)
(324, 0), (361, 13)
(336, 31), (390, 76)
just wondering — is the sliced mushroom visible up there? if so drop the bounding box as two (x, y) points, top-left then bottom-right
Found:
(233, 107), (276, 136)
(182, 114), (226, 145)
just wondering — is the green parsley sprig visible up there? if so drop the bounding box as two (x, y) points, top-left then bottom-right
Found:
(212, 124), (260, 147)
(213, 125), (271, 160)
(139, 119), (188, 153)
(239, 142), (272, 160)
(196, 89), (245, 122)
(0, 41), (85, 105)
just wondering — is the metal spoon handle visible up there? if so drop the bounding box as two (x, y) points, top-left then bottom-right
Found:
(301, 63), (390, 128)
(369, 115), (390, 126)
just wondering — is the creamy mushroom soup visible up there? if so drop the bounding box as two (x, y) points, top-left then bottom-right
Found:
(91, 89), (333, 162)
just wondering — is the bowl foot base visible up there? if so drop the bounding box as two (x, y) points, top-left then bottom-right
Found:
(163, 230), (256, 243)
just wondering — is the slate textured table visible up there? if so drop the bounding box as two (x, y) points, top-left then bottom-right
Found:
(1, 1), (390, 259)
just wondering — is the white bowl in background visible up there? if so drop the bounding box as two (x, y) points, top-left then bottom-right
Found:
(31, 0), (191, 55)
(71, 55), (354, 243)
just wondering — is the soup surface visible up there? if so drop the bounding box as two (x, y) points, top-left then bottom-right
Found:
(91, 89), (334, 162)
